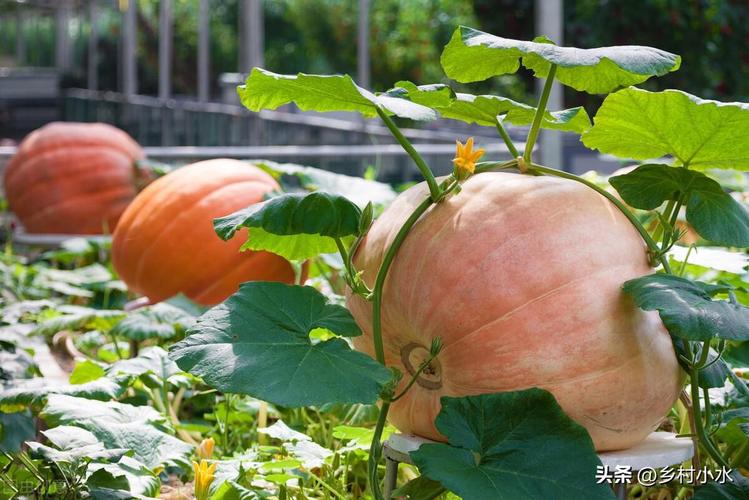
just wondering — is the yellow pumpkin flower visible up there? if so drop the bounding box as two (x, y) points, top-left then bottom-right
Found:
(196, 437), (215, 460)
(452, 137), (485, 179)
(192, 459), (217, 500)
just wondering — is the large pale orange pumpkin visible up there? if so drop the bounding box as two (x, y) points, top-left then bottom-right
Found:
(4, 122), (145, 234)
(112, 159), (296, 306)
(346, 172), (683, 451)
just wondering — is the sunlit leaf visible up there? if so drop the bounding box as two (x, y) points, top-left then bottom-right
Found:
(111, 303), (195, 341)
(441, 26), (679, 93)
(240, 68), (437, 120)
(583, 88), (749, 170)
(170, 282), (390, 407)
(392, 81), (591, 133)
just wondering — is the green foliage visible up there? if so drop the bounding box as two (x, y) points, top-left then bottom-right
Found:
(170, 282), (391, 407)
(110, 303), (195, 342)
(623, 274), (749, 341)
(441, 26), (680, 93)
(215, 192), (363, 260)
(609, 164), (749, 247)
(583, 88), (749, 170)
(391, 80), (591, 132)
(240, 68), (437, 120)
(410, 390), (613, 499)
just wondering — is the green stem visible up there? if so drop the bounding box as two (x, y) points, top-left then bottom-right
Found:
(528, 163), (671, 273)
(109, 331), (124, 360)
(689, 365), (729, 467)
(474, 158), (519, 174)
(368, 401), (391, 500)
(371, 196), (435, 363)
(524, 64), (558, 164)
(376, 106), (441, 201)
(391, 353), (440, 402)
(702, 386), (713, 431)
(495, 117), (520, 158)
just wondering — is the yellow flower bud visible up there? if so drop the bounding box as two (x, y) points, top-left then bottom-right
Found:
(196, 437), (215, 460)
(452, 137), (485, 180)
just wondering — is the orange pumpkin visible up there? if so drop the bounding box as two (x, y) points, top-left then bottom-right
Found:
(112, 159), (296, 306)
(346, 172), (683, 451)
(4, 122), (145, 234)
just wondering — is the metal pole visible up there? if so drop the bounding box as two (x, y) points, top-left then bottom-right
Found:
(122, 0), (137, 97)
(239, 0), (264, 73)
(55, 1), (72, 71)
(197, 0), (210, 102)
(158, 0), (172, 100)
(357, 0), (370, 89)
(88, 1), (99, 90)
(534, 0), (564, 169)
(15, 8), (26, 65)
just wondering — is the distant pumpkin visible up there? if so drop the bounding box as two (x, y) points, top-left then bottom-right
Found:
(4, 122), (146, 234)
(112, 159), (296, 306)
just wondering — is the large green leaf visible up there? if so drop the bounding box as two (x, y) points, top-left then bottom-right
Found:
(256, 161), (397, 208)
(693, 471), (749, 499)
(240, 68), (436, 120)
(29, 425), (129, 465)
(32, 305), (125, 337)
(410, 389), (612, 499)
(441, 26), (679, 93)
(583, 88), (749, 169)
(170, 282), (390, 407)
(0, 376), (129, 408)
(392, 476), (446, 500)
(108, 346), (189, 388)
(214, 192), (361, 261)
(111, 303), (195, 342)
(0, 410), (36, 452)
(609, 164), (749, 247)
(88, 456), (161, 497)
(41, 394), (193, 469)
(623, 274), (749, 341)
(391, 81), (591, 133)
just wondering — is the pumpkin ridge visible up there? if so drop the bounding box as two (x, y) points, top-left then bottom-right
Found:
(130, 179), (274, 286)
(24, 187), (135, 234)
(440, 262), (632, 353)
(13, 162), (135, 212)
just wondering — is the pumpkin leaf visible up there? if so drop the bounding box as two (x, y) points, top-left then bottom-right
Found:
(623, 274), (749, 341)
(441, 26), (680, 93)
(32, 305), (125, 337)
(110, 303), (195, 341)
(392, 476), (446, 500)
(214, 192), (361, 261)
(256, 161), (397, 208)
(0, 375), (130, 408)
(609, 164), (749, 247)
(87, 456), (161, 498)
(0, 410), (36, 452)
(69, 359), (107, 385)
(239, 68), (437, 121)
(107, 346), (187, 388)
(170, 282), (390, 407)
(410, 389), (613, 500)
(693, 470), (749, 499)
(583, 88), (749, 170)
(391, 81), (591, 133)
(41, 394), (193, 470)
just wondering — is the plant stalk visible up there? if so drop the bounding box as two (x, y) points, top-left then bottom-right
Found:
(376, 106), (441, 201)
(524, 64), (558, 164)
(495, 117), (520, 158)
(368, 401), (391, 500)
